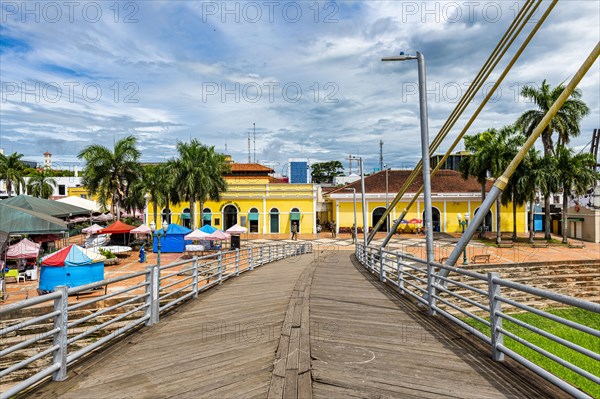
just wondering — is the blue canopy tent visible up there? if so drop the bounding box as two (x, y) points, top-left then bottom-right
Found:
(39, 245), (105, 291)
(153, 224), (193, 253)
(199, 224), (217, 234)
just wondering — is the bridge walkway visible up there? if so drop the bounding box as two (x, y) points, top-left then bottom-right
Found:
(30, 249), (568, 398)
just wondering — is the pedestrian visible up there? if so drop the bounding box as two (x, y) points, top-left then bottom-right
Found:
(351, 223), (356, 244)
(139, 245), (146, 263)
(291, 222), (298, 241)
(331, 222), (336, 238)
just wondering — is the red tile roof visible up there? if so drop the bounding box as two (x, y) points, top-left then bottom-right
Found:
(328, 170), (493, 195)
(228, 163), (275, 173)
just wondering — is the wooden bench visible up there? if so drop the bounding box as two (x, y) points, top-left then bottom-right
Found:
(532, 242), (549, 248)
(471, 254), (491, 264)
(568, 241), (585, 248)
(496, 242), (514, 248)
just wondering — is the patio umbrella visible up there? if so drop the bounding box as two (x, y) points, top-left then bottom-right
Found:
(184, 229), (210, 240)
(408, 218), (422, 224)
(199, 224), (218, 234)
(130, 224), (151, 235)
(82, 224), (104, 234)
(226, 224), (247, 234)
(204, 230), (231, 241)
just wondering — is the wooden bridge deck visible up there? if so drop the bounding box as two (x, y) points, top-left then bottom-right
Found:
(30, 249), (568, 399)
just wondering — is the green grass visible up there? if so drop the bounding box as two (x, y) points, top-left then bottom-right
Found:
(463, 307), (600, 398)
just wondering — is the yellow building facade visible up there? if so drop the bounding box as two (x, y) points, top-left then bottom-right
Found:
(146, 173), (319, 235)
(326, 170), (527, 234)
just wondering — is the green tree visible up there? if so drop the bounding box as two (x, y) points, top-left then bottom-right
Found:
(555, 145), (599, 244)
(78, 136), (141, 219)
(517, 80), (590, 239)
(0, 152), (26, 197)
(311, 161), (344, 184)
(143, 164), (166, 225)
(171, 140), (229, 229)
(26, 169), (57, 199)
(122, 175), (145, 221)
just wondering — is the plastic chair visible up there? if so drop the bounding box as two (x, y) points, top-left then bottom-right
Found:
(17, 273), (26, 283)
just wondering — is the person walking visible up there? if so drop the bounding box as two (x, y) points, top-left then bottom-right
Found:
(139, 245), (146, 263)
(331, 222), (336, 238)
(351, 223), (356, 244)
(291, 222), (298, 241)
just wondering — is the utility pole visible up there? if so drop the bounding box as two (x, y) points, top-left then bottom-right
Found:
(379, 140), (384, 171)
(247, 131), (251, 163)
(253, 123), (256, 163)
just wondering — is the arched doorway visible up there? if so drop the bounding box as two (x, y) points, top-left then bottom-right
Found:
(474, 207), (493, 232)
(270, 208), (280, 233)
(223, 205), (238, 231)
(248, 208), (259, 233)
(161, 208), (172, 224)
(290, 207), (300, 233)
(181, 207), (191, 229)
(202, 208), (212, 226)
(422, 208), (441, 232)
(372, 207), (388, 232)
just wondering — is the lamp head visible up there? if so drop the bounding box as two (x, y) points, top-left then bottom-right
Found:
(149, 221), (156, 232)
(465, 212), (470, 221)
(162, 219), (169, 231)
(457, 212), (462, 221)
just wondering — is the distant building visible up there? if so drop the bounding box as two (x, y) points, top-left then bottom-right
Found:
(288, 158), (310, 184)
(43, 151), (52, 169)
(430, 152), (470, 172)
(333, 174), (360, 186)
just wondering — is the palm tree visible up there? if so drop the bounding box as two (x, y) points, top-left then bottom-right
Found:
(78, 136), (141, 219)
(123, 175), (145, 221)
(517, 80), (590, 239)
(555, 145), (599, 244)
(172, 140), (229, 229)
(144, 163), (174, 225)
(26, 169), (57, 199)
(0, 152), (26, 197)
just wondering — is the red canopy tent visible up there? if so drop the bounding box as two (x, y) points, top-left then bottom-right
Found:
(98, 220), (136, 234)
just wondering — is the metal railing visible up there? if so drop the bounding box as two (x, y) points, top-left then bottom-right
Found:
(355, 243), (599, 399)
(0, 242), (312, 398)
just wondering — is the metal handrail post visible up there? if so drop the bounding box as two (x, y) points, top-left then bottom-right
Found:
(427, 260), (437, 316)
(192, 256), (199, 298)
(218, 253), (223, 284)
(144, 267), (153, 326)
(249, 246), (254, 270)
(396, 252), (404, 293)
(379, 248), (385, 282)
(488, 272), (504, 361)
(235, 249), (240, 276)
(52, 286), (68, 381)
(150, 264), (160, 325)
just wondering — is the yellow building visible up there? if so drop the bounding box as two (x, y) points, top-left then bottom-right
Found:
(325, 170), (527, 234)
(146, 163), (319, 235)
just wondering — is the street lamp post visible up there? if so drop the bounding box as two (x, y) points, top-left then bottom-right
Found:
(349, 156), (368, 247)
(349, 187), (357, 244)
(150, 220), (168, 267)
(384, 164), (389, 231)
(457, 212), (470, 265)
(382, 51), (434, 266)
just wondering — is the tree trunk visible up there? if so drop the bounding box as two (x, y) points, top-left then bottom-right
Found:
(496, 197), (501, 244)
(199, 200), (204, 228)
(153, 201), (158, 226)
(190, 198), (196, 230)
(544, 195), (551, 239)
(479, 183), (486, 238)
(562, 190), (568, 244)
(512, 199), (517, 241)
(529, 198), (535, 243)
(6, 181), (12, 198)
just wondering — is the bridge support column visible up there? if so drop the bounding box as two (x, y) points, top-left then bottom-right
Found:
(488, 272), (504, 361)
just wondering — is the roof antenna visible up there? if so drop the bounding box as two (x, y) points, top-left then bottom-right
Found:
(253, 123), (256, 163)
(247, 130), (251, 163)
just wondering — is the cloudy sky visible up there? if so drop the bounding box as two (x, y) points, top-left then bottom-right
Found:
(1, 1), (599, 174)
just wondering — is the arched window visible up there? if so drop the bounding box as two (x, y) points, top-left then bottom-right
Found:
(290, 208), (300, 233)
(202, 208), (212, 226)
(270, 208), (280, 234)
(161, 208), (172, 224)
(181, 207), (191, 229)
(372, 207), (388, 232)
(223, 205), (238, 231)
(422, 207), (441, 232)
(248, 208), (259, 233)
(474, 207), (493, 232)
